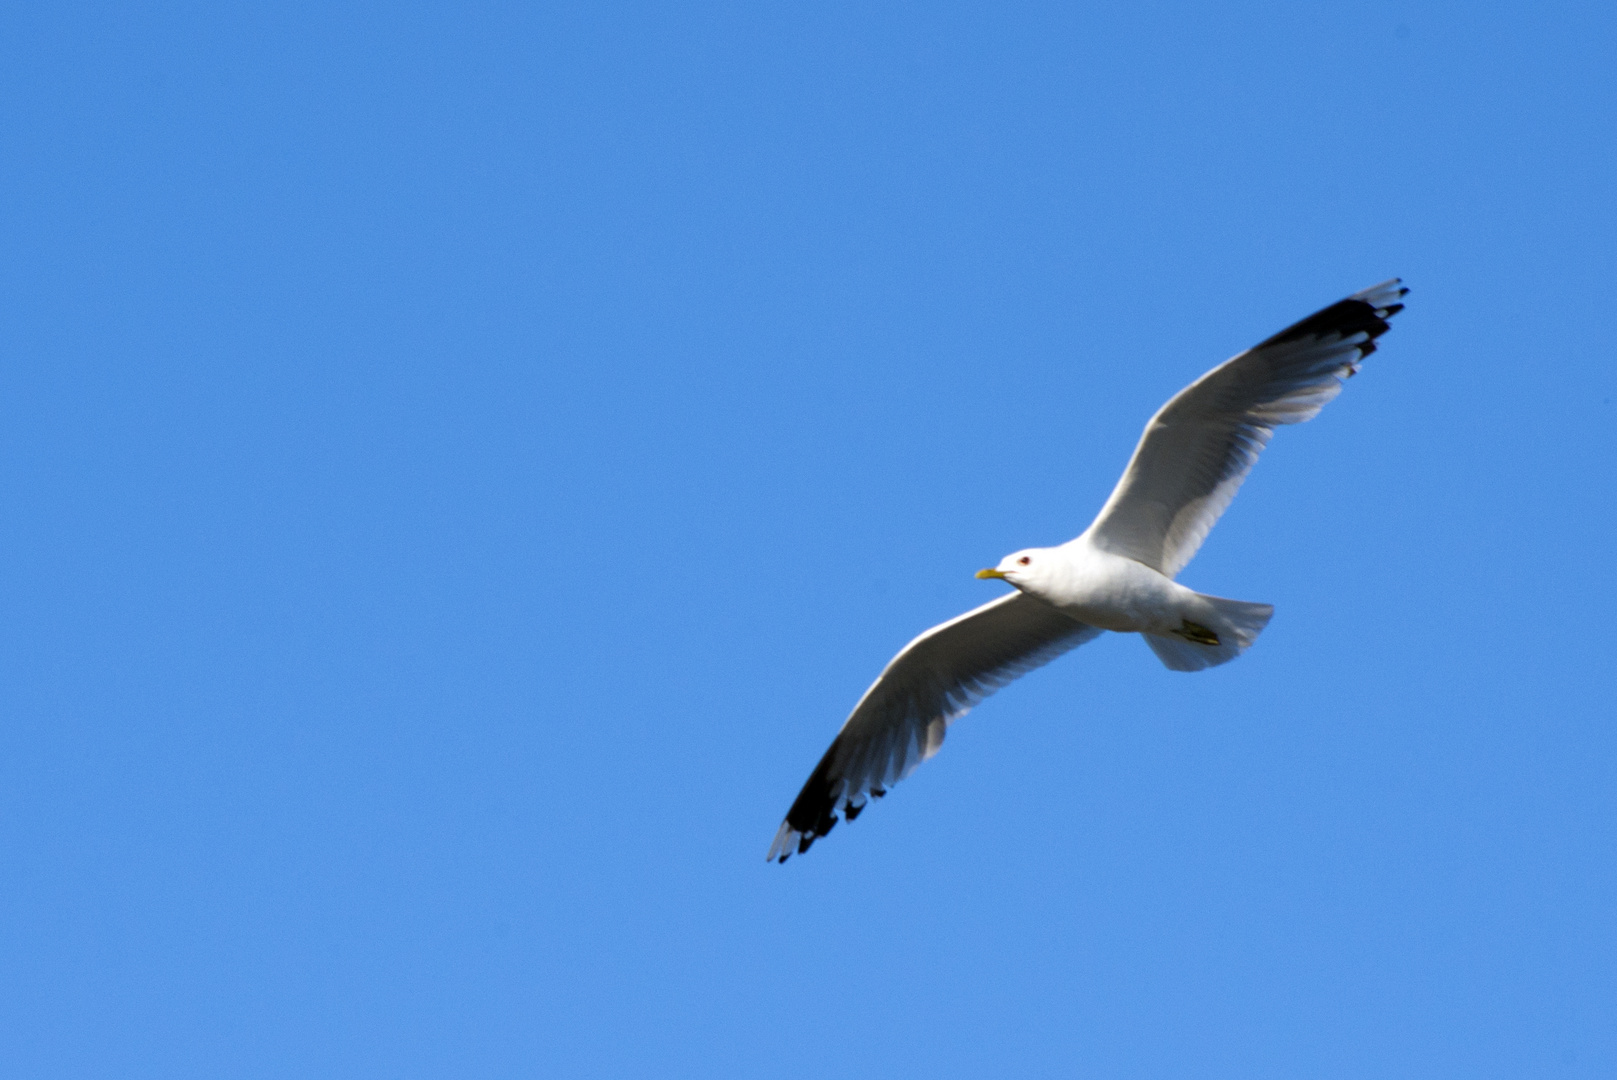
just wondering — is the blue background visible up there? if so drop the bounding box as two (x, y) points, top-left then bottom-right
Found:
(2, 2), (1614, 1076)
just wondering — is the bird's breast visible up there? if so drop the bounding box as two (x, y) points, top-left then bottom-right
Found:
(1035, 547), (1183, 633)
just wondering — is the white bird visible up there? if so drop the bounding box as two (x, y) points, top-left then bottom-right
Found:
(768, 279), (1409, 863)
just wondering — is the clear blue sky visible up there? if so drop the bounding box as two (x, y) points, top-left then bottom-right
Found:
(2, 2), (1614, 1077)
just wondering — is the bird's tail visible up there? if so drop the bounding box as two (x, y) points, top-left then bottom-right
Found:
(1144, 594), (1274, 672)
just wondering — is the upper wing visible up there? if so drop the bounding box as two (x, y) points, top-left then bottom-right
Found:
(768, 592), (1101, 863)
(1086, 279), (1408, 578)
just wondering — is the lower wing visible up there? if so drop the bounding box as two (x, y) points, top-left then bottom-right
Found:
(769, 592), (1102, 862)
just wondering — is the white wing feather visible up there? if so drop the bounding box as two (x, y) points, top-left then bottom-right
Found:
(1085, 279), (1407, 577)
(767, 593), (1101, 862)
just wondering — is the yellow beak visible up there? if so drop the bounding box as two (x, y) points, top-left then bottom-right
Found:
(975, 567), (1007, 580)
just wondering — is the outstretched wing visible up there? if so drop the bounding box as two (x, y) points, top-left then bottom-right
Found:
(1086, 279), (1408, 578)
(768, 592), (1101, 863)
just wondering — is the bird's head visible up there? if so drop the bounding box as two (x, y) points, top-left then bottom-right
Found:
(975, 548), (1053, 589)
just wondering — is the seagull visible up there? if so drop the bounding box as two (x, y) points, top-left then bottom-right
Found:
(768, 279), (1409, 863)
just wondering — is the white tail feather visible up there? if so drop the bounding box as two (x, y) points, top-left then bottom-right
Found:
(1145, 594), (1274, 672)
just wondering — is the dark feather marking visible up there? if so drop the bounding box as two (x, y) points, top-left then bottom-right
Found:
(783, 736), (845, 847)
(1258, 298), (1394, 351)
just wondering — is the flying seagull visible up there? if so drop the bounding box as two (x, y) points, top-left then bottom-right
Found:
(768, 279), (1408, 863)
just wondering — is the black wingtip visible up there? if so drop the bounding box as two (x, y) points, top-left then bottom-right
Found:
(1259, 294), (1402, 353)
(775, 732), (858, 860)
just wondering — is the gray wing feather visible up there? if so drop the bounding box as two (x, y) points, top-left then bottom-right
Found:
(768, 592), (1101, 862)
(1086, 280), (1408, 577)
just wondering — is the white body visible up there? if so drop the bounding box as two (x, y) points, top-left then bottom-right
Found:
(985, 531), (1275, 673)
(1024, 533), (1200, 634)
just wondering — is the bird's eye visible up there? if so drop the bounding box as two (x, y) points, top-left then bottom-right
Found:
(1017, 556), (1031, 566)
